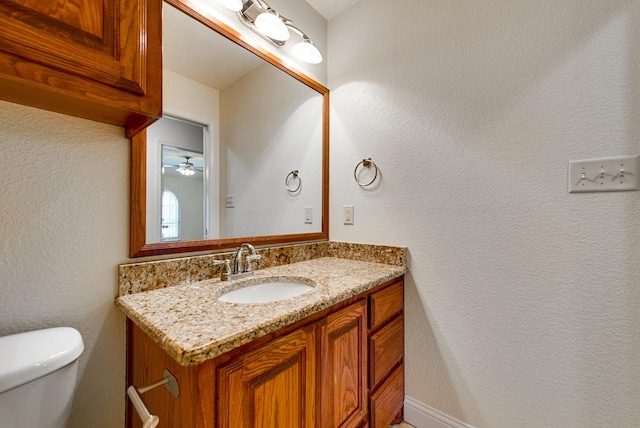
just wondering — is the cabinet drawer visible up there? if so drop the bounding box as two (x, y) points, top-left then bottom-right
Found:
(369, 281), (403, 330)
(369, 364), (404, 428)
(369, 315), (403, 389)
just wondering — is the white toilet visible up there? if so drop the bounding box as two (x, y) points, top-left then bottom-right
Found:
(0, 327), (84, 428)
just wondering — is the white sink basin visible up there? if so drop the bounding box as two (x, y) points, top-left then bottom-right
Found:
(218, 278), (315, 304)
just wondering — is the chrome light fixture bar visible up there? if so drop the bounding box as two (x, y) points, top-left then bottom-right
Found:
(215, 0), (323, 64)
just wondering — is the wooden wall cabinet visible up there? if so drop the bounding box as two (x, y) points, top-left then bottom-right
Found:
(0, 0), (162, 137)
(127, 277), (404, 428)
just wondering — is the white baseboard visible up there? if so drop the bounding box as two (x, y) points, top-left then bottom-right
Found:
(404, 396), (475, 428)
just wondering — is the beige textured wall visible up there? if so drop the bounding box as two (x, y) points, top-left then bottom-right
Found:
(0, 101), (129, 427)
(329, 1), (640, 427)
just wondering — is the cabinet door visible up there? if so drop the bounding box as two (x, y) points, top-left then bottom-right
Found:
(217, 326), (316, 428)
(319, 300), (368, 428)
(0, 0), (161, 136)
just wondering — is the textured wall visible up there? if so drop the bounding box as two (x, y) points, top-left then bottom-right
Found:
(328, 1), (640, 427)
(0, 101), (128, 427)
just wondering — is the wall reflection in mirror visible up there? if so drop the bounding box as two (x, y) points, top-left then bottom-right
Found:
(144, 2), (324, 245)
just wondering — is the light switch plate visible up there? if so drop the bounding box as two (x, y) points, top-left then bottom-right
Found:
(344, 205), (354, 225)
(304, 206), (313, 224)
(225, 195), (235, 208)
(568, 155), (639, 193)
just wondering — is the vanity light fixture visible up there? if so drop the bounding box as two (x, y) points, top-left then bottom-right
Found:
(289, 28), (322, 65)
(254, 9), (290, 41)
(215, 0), (323, 64)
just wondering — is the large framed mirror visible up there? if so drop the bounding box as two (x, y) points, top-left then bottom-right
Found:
(130, 0), (329, 257)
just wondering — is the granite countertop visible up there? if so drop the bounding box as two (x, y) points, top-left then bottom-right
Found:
(116, 257), (406, 366)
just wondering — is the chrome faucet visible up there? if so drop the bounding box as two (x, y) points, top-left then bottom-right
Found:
(214, 243), (261, 281)
(235, 243), (261, 277)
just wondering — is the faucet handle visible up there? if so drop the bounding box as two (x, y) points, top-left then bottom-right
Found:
(213, 259), (232, 281)
(244, 254), (262, 273)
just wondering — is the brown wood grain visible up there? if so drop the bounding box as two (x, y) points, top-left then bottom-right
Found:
(369, 280), (404, 331)
(10, 0), (104, 39)
(217, 326), (316, 428)
(130, 130), (147, 259)
(366, 280), (404, 428)
(369, 364), (404, 428)
(369, 315), (404, 390)
(128, 321), (211, 428)
(319, 300), (367, 428)
(0, 0), (162, 137)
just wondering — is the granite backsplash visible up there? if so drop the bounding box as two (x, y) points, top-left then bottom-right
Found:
(118, 241), (406, 296)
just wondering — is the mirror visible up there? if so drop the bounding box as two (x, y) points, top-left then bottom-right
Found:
(130, 0), (329, 257)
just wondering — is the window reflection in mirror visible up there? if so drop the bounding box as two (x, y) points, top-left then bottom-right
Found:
(161, 190), (180, 241)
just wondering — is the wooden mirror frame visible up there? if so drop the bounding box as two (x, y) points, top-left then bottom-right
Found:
(130, 0), (329, 258)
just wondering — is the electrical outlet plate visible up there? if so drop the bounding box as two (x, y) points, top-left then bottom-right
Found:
(568, 155), (639, 193)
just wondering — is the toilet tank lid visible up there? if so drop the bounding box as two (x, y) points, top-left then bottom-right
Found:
(0, 327), (84, 394)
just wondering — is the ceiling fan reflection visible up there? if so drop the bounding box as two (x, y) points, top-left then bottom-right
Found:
(164, 156), (203, 176)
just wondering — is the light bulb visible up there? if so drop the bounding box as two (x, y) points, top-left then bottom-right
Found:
(292, 39), (322, 64)
(255, 10), (290, 41)
(177, 166), (196, 176)
(215, 0), (243, 11)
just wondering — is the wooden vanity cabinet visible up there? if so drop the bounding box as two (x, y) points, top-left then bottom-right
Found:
(127, 277), (404, 428)
(0, 0), (162, 137)
(217, 325), (317, 427)
(319, 300), (368, 428)
(367, 280), (405, 427)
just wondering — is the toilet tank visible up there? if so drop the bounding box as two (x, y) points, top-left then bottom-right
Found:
(0, 327), (84, 428)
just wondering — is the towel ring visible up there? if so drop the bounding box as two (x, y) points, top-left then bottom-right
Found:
(286, 170), (301, 193)
(354, 158), (378, 187)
